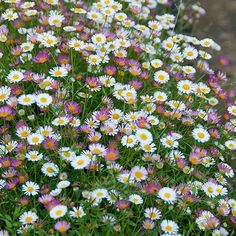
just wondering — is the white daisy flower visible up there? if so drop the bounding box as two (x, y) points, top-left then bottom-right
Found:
(69, 38), (85, 51)
(23, 9), (37, 17)
(182, 66), (196, 74)
(50, 188), (62, 196)
(59, 147), (76, 161)
(41, 163), (59, 177)
(148, 115), (159, 125)
(193, 82), (211, 95)
(225, 140), (236, 150)
(192, 127), (210, 143)
(129, 194), (143, 205)
(208, 97), (218, 106)
(35, 93), (53, 107)
(89, 143), (106, 156)
(99, 75), (116, 87)
(25, 151), (43, 162)
(48, 10), (65, 27)
(114, 12), (127, 21)
(158, 187), (177, 204)
(19, 211), (38, 225)
(135, 128), (153, 144)
(2, 9), (18, 21)
(7, 70), (24, 83)
(20, 2), (35, 9)
(22, 181), (40, 196)
(71, 155), (90, 170)
(52, 117), (70, 126)
(131, 166), (148, 182)
(200, 38), (214, 48)
(215, 185), (228, 196)
(154, 70), (170, 84)
(141, 143), (156, 153)
(88, 55), (102, 65)
(45, 0), (59, 5)
(199, 50), (212, 60)
(87, 11), (103, 22)
(117, 173), (135, 184)
(91, 188), (108, 200)
(144, 207), (161, 220)
(92, 33), (106, 45)
(21, 42), (34, 52)
(70, 117), (81, 127)
(161, 219), (179, 234)
(0, 86), (11, 102)
(69, 206), (86, 218)
(49, 66), (68, 78)
(160, 136), (179, 149)
(37, 32), (58, 48)
(167, 100), (186, 111)
(162, 39), (174, 51)
(57, 180), (70, 189)
(154, 91), (168, 102)
(170, 52), (184, 63)
(102, 7), (115, 16)
(202, 182), (217, 197)
(18, 94), (35, 106)
(49, 205), (67, 219)
(16, 126), (31, 139)
(177, 80), (193, 94)
(27, 133), (44, 145)
(37, 125), (54, 137)
(228, 105), (236, 116)
(183, 46), (198, 60)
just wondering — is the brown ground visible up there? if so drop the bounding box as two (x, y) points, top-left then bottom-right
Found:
(193, 1), (236, 175)
(193, 0), (236, 75)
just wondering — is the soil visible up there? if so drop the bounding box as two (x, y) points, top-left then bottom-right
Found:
(193, 0), (236, 75)
(193, 1), (236, 175)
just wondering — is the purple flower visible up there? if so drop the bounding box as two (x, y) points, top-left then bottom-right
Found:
(54, 221), (70, 233)
(58, 54), (70, 65)
(43, 137), (58, 151)
(38, 194), (54, 205)
(33, 51), (50, 64)
(65, 101), (81, 115)
(5, 179), (19, 190)
(189, 152), (202, 165)
(0, 105), (13, 119)
(86, 77), (101, 89)
(104, 65), (116, 75)
(219, 55), (230, 67)
(176, 158), (187, 170)
(129, 80), (143, 90)
(19, 196), (29, 206)
(142, 219), (155, 230)
(0, 156), (11, 168)
(208, 128), (220, 139)
(143, 182), (161, 194)
(115, 200), (130, 210)
(135, 117), (150, 129)
(207, 109), (221, 124)
(104, 148), (119, 162)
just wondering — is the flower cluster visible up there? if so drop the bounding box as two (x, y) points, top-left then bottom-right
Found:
(0, 0), (235, 235)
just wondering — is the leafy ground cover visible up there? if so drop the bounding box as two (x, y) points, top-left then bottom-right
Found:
(0, 0), (235, 235)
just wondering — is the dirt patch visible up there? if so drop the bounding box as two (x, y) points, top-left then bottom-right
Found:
(193, 0), (236, 75)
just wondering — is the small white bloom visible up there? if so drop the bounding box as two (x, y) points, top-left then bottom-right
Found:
(19, 211), (38, 225)
(192, 127), (210, 143)
(154, 70), (169, 84)
(49, 205), (67, 219)
(158, 187), (177, 204)
(22, 181), (40, 196)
